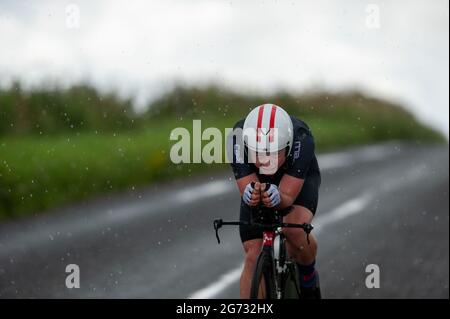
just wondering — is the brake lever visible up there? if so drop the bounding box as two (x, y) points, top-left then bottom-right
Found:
(303, 223), (314, 245)
(213, 219), (223, 244)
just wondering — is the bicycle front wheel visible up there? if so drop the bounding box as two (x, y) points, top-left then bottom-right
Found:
(250, 252), (277, 299)
(282, 263), (301, 299)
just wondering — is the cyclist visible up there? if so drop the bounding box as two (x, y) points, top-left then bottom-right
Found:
(229, 103), (321, 299)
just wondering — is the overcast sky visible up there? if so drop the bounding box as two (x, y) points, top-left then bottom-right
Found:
(0, 0), (448, 137)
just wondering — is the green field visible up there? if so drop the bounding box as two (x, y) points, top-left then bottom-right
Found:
(0, 85), (446, 219)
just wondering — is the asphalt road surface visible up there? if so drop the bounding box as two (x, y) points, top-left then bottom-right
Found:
(0, 141), (448, 298)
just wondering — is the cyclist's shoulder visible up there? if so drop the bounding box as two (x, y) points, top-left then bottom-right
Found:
(290, 116), (313, 139)
(287, 116), (316, 166)
(232, 118), (246, 130)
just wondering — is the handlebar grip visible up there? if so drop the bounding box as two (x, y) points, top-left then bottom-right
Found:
(213, 219), (223, 229)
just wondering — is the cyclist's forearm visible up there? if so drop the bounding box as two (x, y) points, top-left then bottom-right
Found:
(276, 191), (295, 209)
(276, 176), (305, 209)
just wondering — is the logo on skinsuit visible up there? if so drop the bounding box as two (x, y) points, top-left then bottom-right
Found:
(293, 141), (301, 160)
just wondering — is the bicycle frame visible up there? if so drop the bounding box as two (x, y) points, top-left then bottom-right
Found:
(213, 205), (313, 299)
(262, 228), (303, 299)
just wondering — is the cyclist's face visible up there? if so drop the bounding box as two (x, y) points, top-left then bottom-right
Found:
(249, 149), (287, 175)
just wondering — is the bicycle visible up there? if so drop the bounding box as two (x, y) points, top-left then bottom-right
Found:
(213, 197), (314, 299)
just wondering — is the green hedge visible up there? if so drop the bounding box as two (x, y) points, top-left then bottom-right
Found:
(0, 84), (445, 219)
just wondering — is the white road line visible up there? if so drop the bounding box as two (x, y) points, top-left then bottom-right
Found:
(176, 180), (233, 204)
(188, 265), (243, 299)
(318, 142), (399, 171)
(313, 192), (373, 232)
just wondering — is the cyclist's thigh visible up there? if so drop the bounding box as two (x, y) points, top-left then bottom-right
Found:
(239, 200), (264, 243)
(243, 238), (263, 256)
(292, 173), (320, 216)
(283, 204), (314, 225)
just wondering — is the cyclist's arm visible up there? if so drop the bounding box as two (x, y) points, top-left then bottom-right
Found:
(276, 175), (304, 209)
(275, 132), (315, 209)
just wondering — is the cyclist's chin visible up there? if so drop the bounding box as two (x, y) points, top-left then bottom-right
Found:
(258, 166), (278, 175)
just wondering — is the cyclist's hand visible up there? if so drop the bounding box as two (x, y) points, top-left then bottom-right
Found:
(261, 183), (281, 207)
(243, 182), (261, 206)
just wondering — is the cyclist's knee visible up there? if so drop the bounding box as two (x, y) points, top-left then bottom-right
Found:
(286, 239), (316, 265)
(283, 227), (310, 249)
(282, 205), (313, 244)
(285, 239), (305, 257)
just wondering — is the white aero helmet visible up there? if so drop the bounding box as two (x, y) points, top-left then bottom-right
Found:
(243, 103), (294, 156)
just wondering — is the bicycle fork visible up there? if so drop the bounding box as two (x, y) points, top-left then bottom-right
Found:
(262, 230), (283, 299)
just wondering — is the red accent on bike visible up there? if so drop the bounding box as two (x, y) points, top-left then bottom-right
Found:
(269, 105), (276, 142)
(303, 271), (316, 281)
(256, 105), (264, 142)
(263, 231), (275, 247)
